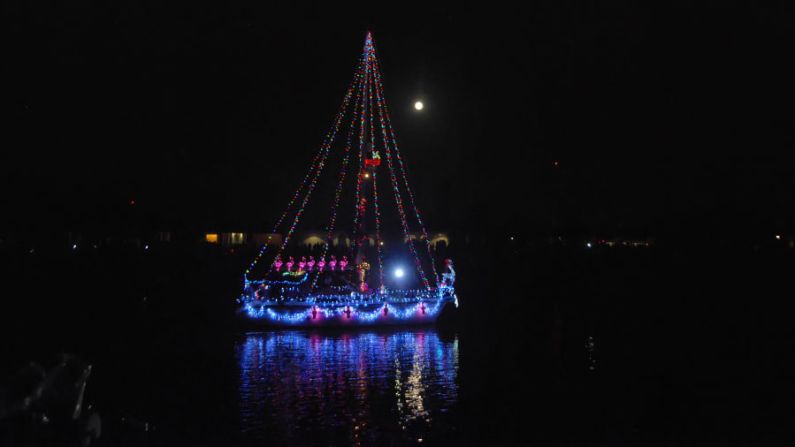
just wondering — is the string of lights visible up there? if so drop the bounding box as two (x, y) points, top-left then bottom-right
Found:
(244, 296), (449, 324)
(368, 76), (385, 289)
(351, 36), (372, 245)
(367, 41), (430, 289)
(267, 62), (361, 272)
(309, 56), (367, 292)
(244, 59), (364, 280)
(371, 53), (440, 287)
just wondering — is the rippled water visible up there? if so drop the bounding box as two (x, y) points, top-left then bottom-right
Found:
(236, 330), (460, 445)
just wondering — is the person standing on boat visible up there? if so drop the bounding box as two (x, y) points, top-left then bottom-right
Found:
(441, 258), (455, 287)
(357, 259), (370, 293)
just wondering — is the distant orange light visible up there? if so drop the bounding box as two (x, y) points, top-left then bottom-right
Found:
(205, 233), (219, 243)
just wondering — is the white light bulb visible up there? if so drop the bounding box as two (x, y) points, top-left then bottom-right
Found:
(414, 101), (424, 111)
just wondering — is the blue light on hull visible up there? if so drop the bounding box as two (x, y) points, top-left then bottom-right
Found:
(241, 288), (456, 326)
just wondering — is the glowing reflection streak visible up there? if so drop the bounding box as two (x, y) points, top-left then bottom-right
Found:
(238, 330), (459, 443)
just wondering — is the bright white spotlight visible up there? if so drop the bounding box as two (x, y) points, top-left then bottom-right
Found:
(414, 101), (424, 111)
(394, 268), (405, 278)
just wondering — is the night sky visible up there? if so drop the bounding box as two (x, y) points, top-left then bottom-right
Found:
(3, 3), (794, 241)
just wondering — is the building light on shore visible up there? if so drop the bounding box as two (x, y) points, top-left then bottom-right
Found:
(205, 233), (219, 244)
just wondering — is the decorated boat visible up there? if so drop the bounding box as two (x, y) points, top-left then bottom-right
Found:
(239, 32), (457, 326)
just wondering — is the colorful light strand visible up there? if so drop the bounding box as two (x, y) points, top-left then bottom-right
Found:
(368, 75), (385, 289)
(309, 54), (368, 291)
(367, 39), (430, 289)
(244, 62), (363, 280)
(371, 51), (440, 286)
(267, 60), (362, 271)
(243, 293), (452, 325)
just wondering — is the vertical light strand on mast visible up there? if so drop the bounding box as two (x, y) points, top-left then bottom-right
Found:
(369, 71), (385, 290)
(351, 37), (372, 260)
(371, 52), (440, 287)
(368, 38), (430, 289)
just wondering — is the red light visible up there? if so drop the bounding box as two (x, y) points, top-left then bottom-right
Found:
(129, 200), (136, 206)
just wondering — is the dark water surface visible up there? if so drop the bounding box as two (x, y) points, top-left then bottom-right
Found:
(4, 245), (795, 445)
(89, 327), (471, 446)
(238, 330), (459, 445)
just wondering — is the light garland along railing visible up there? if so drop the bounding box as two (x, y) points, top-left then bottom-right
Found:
(244, 298), (446, 324)
(242, 286), (452, 305)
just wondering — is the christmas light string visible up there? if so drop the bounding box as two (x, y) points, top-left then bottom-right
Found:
(243, 289), (455, 324)
(309, 54), (368, 292)
(368, 40), (430, 289)
(244, 62), (363, 280)
(268, 69), (358, 271)
(371, 52), (440, 286)
(351, 36), (371, 253)
(368, 72), (385, 290)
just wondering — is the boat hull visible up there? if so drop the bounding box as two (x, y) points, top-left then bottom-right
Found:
(239, 289), (457, 327)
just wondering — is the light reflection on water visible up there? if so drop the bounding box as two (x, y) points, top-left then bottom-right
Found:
(237, 330), (459, 445)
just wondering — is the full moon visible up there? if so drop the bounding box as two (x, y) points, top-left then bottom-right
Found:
(414, 101), (424, 111)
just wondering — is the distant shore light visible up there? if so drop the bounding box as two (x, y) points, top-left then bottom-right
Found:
(414, 101), (424, 111)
